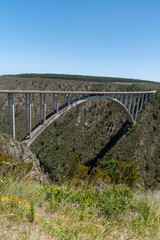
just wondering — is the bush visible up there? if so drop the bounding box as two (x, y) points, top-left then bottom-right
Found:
(98, 185), (133, 217)
(0, 153), (33, 180)
(114, 161), (139, 187)
(89, 167), (111, 184)
(43, 182), (133, 218)
(0, 153), (11, 163)
(67, 155), (80, 179)
(0, 194), (30, 218)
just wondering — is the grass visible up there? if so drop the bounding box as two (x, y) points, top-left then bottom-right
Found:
(0, 178), (160, 239)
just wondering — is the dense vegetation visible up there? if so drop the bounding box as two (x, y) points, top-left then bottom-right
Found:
(0, 74), (160, 186)
(31, 92), (160, 187)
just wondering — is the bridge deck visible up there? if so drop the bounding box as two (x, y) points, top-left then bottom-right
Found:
(0, 90), (156, 94)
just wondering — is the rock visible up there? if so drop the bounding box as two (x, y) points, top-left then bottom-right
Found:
(84, 122), (89, 127)
(0, 134), (49, 184)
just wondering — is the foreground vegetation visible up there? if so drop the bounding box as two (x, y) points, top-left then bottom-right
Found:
(0, 177), (160, 240)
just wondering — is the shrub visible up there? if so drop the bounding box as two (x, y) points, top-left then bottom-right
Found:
(0, 194), (30, 218)
(0, 153), (11, 163)
(0, 153), (33, 180)
(43, 183), (133, 218)
(77, 165), (90, 180)
(89, 167), (111, 184)
(114, 161), (139, 187)
(67, 155), (80, 179)
(99, 185), (133, 216)
(28, 200), (35, 222)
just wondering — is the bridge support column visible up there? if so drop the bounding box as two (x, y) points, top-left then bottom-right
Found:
(78, 94), (80, 100)
(115, 94), (118, 100)
(135, 94), (141, 122)
(43, 94), (46, 124)
(29, 94), (31, 139)
(52, 94), (55, 113)
(25, 93), (28, 136)
(40, 94), (42, 123)
(132, 94), (137, 117)
(8, 94), (11, 135)
(11, 93), (15, 139)
(124, 94), (128, 107)
(56, 95), (59, 113)
(64, 94), (66, 105)
(8, 93), (12, 136)
(140, 94), (145, 111)
(144, 93), (148, 102)
(128, 95), (133, 112)
(68, 94), (70, 106)
(120, 94), (124, 104)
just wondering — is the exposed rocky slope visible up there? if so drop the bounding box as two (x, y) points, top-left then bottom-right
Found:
(0, 134), (48, 183)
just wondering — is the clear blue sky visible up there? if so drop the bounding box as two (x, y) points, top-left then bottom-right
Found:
(0, 0), (160, 82)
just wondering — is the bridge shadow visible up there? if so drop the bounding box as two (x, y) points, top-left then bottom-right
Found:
(86, 120), (132, 169)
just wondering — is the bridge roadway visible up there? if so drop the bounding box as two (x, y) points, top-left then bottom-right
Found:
(0, 90), (156, 146)
(0, 90), (156, 94)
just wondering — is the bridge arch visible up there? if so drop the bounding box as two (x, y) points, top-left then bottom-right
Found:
(23, 95), (135, 146)
(0, 90), (155, 145)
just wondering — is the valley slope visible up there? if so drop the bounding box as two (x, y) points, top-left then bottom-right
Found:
(0, 74), (160, 186)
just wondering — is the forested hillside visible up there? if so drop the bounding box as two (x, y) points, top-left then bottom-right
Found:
(4, 73), (155, 83)
(0, 74), (160, 186)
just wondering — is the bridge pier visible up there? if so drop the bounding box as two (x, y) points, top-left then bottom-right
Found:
(128, 95), (133, 112)
(145, 93), (148, 102)
(11, 93), (15, 139)
(135, 94), (141, 122)
(56, 95), (59, 113)
(40, 93), (42, 123)
(124, 94), (128, 107)
(68, 94), (70, 106)
(52, 94), (55, 113)
(25, 93), (28, 136)
(64, 94), (66, 105)
(120, 94), (124, 104)
(140, 94), (145, 111)
(29, 94), (31, 139)
(8, 93), (12, 135)
(43, 93), (46, 124)
(132, 94), (137, 117)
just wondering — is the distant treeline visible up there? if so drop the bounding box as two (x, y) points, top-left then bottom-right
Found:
(4, 73), (154, 83)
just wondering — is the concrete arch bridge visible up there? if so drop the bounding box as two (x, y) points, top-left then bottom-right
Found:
(0, 90), (156, 146)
